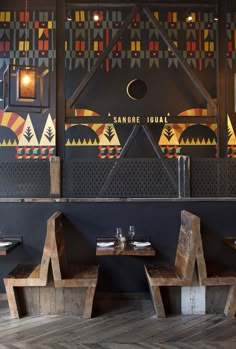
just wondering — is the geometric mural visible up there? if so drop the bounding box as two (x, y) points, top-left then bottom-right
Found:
(0, 110), (55, 159)
(65, 109), (121, 158)
(0, 106), (232, 159)
(64, 108), (219, 159)
(16, 113), (55, 159)
(1, 9), (236, 160)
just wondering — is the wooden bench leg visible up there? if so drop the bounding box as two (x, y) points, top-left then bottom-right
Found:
(224, 285), (236, 318)
(5, 284), (20, 319)
(83, 286), (96, 318)
(149, 285), (166, 318)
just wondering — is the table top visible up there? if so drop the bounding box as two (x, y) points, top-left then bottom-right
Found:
(96, 237), (156, 256)
(224, 237), (236, 250)
(0, 237), (22, 256)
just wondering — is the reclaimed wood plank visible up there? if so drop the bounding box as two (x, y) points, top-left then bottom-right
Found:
(145, 210), (200, 317)
(224, 284), (236, 317)
(197, 230), (236, 317)
(50, 156), (61, 198)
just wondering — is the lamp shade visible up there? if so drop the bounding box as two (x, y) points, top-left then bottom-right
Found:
(3, 64), (49, 113)
(17, 67), (36, 101)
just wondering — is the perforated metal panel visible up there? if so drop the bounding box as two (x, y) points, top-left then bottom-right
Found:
(0, 160), (50, 198)
(103, 159), (178, 197)
(191, 159), (236, 197)
(191, 159), (219, 197)
(227, 159), (236, 196)
(62, 160), (116, 197)
(62, 159), (178, 198)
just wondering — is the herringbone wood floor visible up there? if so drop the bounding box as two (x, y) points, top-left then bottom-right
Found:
(0, 297), (236, 349)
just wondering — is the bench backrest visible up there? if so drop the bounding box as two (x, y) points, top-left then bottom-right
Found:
(51, 212), (68, 280)
(196, 232), (208, 281)
(39, 211), (63, 281)
(175, 210), (200, 280)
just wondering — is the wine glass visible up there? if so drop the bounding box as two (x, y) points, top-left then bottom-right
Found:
(128, 225), (135, 242)
(116, 227), (123, 239)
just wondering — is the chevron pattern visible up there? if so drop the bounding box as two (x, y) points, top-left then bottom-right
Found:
(0, 297), (236, 349)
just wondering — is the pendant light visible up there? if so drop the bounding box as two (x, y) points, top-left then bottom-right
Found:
(3, 0), (49, 112)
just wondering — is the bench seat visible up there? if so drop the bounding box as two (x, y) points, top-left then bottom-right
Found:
(4, 211), (99, 319)
(145, 210), (200, 318)
(197, 234), (236, 317)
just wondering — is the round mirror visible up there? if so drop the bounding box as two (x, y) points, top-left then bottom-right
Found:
(126, 79), (147, 100)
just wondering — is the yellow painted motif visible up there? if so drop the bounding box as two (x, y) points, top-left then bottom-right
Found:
(153, 11), (159, 20)
(1, 112), (10, 126)
(94, 41), (98, 51)
(75, 11), (85, 22)
(173, 12), (177, 22)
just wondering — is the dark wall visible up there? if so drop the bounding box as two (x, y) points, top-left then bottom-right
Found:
(0, 200), (235, 294)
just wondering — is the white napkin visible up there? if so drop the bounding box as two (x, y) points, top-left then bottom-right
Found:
(133, 241), (151, 247)
(97, 242), (114, 247)
(0, 241), (12, 247)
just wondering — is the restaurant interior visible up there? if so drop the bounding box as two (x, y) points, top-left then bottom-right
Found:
(0, 0), (236, 347)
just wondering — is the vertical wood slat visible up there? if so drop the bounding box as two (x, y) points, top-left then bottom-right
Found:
(150, 286), (165, 318)
(55, 288), (65, 314)
(83, 287), (96, 318)
(178, 156), (190, 198)
(39, 284), (56, 315)
(50, 156), (61, 197)
(19, 286), (89, 316)
(224, 285), (236, 318)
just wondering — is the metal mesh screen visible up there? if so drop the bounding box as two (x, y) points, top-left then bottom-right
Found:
(0, 160), (50, 198)
(227, 159), (236, 196)
(62, 159), (115, 197)
(62, 159), (178, 198)
(191, 158), (236, 197)
(191, 159), (219, 197)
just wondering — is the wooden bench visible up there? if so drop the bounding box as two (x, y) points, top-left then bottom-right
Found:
(144, 210), (200, 318)
(51, 214), (99, 318)
(4, 211), (59, 318)
(196, 232), (236, 317)
(4, 211), (99, 318)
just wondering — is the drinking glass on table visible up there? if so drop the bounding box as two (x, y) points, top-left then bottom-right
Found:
(116, 227), (123, 239)
(128, 225), (135, 242)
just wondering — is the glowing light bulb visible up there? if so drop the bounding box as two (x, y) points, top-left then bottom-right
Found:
(22, 73), (31, 86)
(93, 13), (99, 21)
(18, 68), (36, 100)
(187, 14), (193, 22)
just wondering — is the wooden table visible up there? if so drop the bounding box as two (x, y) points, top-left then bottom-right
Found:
(224, 237), (236, 250)
(0, 237), (22, 256)
(96, 237), (156, 256)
